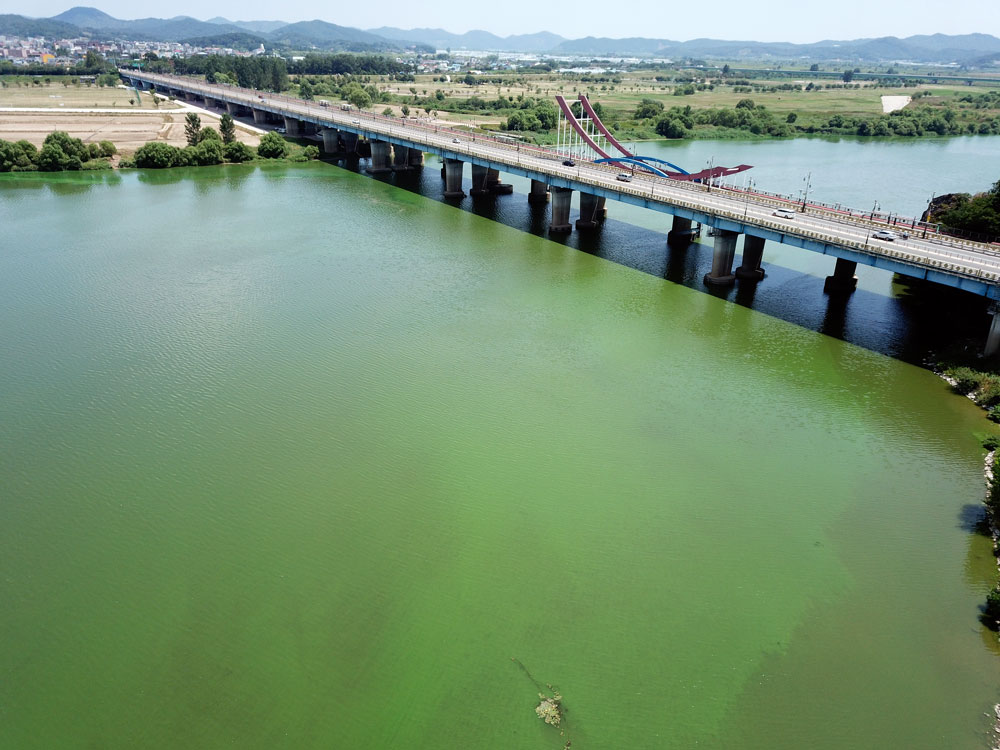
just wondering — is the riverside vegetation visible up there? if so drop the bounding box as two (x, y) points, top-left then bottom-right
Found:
(0, 113), (319, 173)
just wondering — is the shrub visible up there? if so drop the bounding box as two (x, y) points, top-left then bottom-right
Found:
(984, 583), (1000, 627)
(257, 131), (288, 158)
(43, 131), (88, 161)
(87, 142), (102, 160)
(223, 141), (254, 162)
(198, 127), (221, 143)
(36, 143), (69, 171)
(14, 140), (37, 161)
(302, 145), (319, 160)
(982, 377), (1000, 408)
(133, 142), (179, 168)
(194, 139), (224, 165)
(985, 435), (1000, 451)
(946, 366), (982, 395)
(99, 140), (117, 157)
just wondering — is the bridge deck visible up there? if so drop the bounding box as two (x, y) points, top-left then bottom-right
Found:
(124, 71), (1000, 299)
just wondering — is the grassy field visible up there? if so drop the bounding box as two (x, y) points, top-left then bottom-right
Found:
(362, 70), (1000, 140)
(0, 81), (180, 109)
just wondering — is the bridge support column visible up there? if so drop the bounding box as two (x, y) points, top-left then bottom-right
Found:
(595, 196), (607, 219)
(470, 164), (490, 195)
(668, 216), (696, 245)
(321, 128), (339, 153)
(252, 108), (266, 125)
(488, 167), (513, 194)
(703, 229), (739, 286)
(282, 116), (300, 136)
(408, 148), (424, 167)
(528, 179), (549, 205)
(550, 187), (573, 233)
(368, 140), (392, 173)
(986, 305), (1000, 357)
(824, 257), (858, 294)
(736, 235), (766, 281)
(392, 145), (410, 170)
(576, 192), (603, 231)
(341, 131), (358, 154)
(443, 158), (465, 198)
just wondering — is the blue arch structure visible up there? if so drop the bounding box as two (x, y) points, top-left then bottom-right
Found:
(592, 156), (690, 178)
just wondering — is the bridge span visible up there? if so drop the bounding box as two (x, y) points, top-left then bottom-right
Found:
(123, 70), (1000, 353)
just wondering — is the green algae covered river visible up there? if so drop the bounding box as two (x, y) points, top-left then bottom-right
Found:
(2, 159), (1000, 749)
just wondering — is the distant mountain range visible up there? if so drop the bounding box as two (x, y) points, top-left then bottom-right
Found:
(2, 7), (999, 64)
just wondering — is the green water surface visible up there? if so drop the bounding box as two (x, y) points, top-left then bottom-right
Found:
(1, 163), (998, 749)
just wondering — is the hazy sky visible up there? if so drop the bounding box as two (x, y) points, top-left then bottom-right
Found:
(16, 0), (999, 42)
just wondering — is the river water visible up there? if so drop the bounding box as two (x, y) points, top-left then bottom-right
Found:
(1, 136), (1000, 749)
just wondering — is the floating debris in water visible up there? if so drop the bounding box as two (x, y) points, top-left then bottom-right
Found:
(535, 691), (563, 726)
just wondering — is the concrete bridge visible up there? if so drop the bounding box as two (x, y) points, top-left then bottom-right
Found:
(123, 70), (1000, 354)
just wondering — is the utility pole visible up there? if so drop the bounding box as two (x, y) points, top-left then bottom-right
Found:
(800, 171), (811, 212)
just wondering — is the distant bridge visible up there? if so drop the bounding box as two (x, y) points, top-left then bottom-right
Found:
(122, 70), (1000, 353)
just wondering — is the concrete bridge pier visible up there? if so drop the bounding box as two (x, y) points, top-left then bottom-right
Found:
(528, 179), (549, 205)
(252, 108), (266, 125)
(392, 145), (410, 170)
(986, 305), (1000, 357)
(668, 216), (697, 246)
(443, 158), (465, 198)
(203, 96), (216, 109)
(824, 257), (858, 294)
(576, 192), (604, 231)
(703, 229), (739, 286)
(407, 148), (424, 168)
(368, 140), (392, 173)
(282, 116), (301, 136)
(341, 131), (358, 154)
(470, 164), (491, 195)
(736, 235), (766, 281)
(550, 187), (573, 233)
(321, 128), (340, 153)
(488, 167), (513, 194)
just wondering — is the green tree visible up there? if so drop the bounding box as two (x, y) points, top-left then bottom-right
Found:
(786, 112), (797, 123)
(194, 140), (224, 165)
(133, 142), (179, 168)
(224, 141), (254, 162)
(842, 69), (854, 83)
(401, 104), (410, 117)
(198, 127), (221, 143)
(37, 143), (69, 171)
(219, 113), (236, 144)
(43, 131), (88, 161)
(257, 131), (288, 159)
(184, 113), (202, 147)
(655, 116), (688, 139)
(15, 140), (37, 162)
(634, 98), (664, 119)
(348, 90), (372, 111)
(83, 50), (104, 70)
(735, 98), (756, 110)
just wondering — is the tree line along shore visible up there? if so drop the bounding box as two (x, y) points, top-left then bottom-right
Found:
(0, 112), (318, 172)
